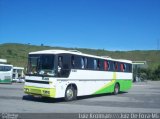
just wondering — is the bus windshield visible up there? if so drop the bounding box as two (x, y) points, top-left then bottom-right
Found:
(27, 54), (55, 76)
(0, 65), (12, 72)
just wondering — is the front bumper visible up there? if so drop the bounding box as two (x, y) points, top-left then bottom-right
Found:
(24, 86), (56, 98)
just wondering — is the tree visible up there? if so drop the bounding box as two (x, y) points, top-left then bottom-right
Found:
(7, 49), (12, 55)
(152, 65), (160, 80)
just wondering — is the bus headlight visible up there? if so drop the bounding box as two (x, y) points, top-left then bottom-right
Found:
(24, 88), (29, 92)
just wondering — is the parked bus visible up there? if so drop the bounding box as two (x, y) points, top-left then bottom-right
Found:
(24, 50), (132, 101)
(0, 64), (13, 83)
(12, 67), (25, 83)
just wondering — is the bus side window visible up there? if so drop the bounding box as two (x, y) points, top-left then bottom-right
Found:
(116, 62), (118, 71)
(104, 60), (108, 71)
(87, 58), (94, 70)
(120, 63), (124, 72)
(99, 60), (104, 71)
(58, 55), (71, 77)
(124, 64), (126, 72)
(97, 59), (100, 70)
(71, 55), (75, 68)
(93, 59), (97, 70)
(62, 55), (70, 70)
(129, 64), (132, 72)
(125, 63), (132, 73)
(81, 57), (85, 69)
(58, 56), (63, 73)
(74, 55), (81, 69)
(121, 63), (127, 72)
(84, 57), (88, 69)
(107, 61), (110, 71)
(81, 57), (88, 69)
(113, 62), (118, 71)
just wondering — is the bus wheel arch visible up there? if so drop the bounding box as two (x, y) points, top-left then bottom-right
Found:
(113, 82), (120, 95)
(64, 83), (77, 101)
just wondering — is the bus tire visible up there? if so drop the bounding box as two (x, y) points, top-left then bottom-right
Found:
(113, 83), (120, 95)
(64, 86), (76, 101)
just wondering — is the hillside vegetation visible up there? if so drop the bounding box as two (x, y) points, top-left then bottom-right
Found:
(0, 43), (160, 70)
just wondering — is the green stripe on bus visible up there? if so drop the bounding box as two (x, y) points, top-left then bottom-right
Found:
(0, 79), (12, 83)
(117, 80), (132, 91)
(93, 72), (116, 94)
(93, 79), (132, 95)
(93, 80), (115, 94)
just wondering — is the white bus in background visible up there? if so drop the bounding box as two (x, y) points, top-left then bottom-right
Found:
(0, 59), (13, 83)
(12, 67), (25, 83)
(24, 50), (133, 101)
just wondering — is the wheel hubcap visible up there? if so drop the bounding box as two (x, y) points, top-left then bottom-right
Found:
(66, 89), (73, 100)
(115, 85), (119, 93)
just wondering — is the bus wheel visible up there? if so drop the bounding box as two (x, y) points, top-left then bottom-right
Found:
(114, 83), (119, 95)
(65, 86), (76, 101)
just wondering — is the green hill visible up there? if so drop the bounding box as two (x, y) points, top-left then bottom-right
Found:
(0, 43), (160, 70)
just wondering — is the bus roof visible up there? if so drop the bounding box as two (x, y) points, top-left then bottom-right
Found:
(13, 67), (24, 70)
(29, 49), (81, 55)
(0, 59), (7, 63)
(0, 64), (13, 67)
(29, 49), (132, 63)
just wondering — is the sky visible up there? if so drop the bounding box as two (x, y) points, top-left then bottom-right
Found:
(0, 0), (160, 51)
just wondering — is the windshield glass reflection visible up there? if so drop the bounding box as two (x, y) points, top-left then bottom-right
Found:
(28, 54), (55, 76)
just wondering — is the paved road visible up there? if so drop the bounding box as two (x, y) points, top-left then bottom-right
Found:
(0, 81), (160, 113)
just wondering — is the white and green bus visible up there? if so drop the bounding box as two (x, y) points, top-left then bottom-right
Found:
(0, 64), (13, 83)
(24, 50), (132, 101)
